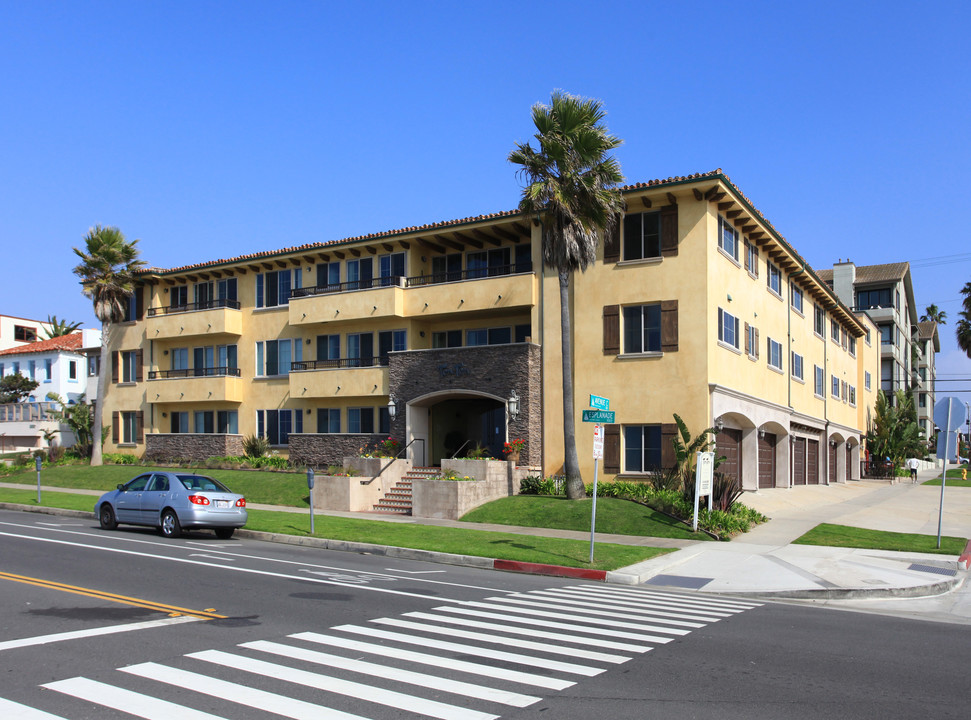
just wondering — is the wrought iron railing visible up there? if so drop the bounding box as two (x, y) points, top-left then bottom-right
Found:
(291, 357), (390, 371)
(290, 264), (534, 299)
(147, 298), (241, 316)
(148, 367), (242, 379)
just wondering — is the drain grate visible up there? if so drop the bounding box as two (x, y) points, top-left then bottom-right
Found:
(645, 574), (713, 589)
(908, 563), (957, 577)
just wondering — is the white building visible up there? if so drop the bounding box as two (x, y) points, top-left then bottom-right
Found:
(0, 314), (53, 352)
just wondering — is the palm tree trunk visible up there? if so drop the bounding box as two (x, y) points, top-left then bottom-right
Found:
(91, 321), (110, 466)
(559, 271), (584, 499)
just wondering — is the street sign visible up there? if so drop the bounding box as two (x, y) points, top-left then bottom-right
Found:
(935, 397), (967, 432)
(582, 410), (615, 423)
(593, 423), (604, 459)
(589, 394), (610, 411)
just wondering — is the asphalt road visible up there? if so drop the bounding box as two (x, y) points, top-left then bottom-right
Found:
(1, 508), (969, 719)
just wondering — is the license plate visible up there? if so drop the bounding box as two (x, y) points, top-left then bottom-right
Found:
(215, 499), (229, 508)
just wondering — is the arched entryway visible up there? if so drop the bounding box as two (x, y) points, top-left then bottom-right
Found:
(406, 391), (508, 466)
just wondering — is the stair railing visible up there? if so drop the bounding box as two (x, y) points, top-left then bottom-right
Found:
(360, 438), (424, 485)
(450, 439), (473, 459)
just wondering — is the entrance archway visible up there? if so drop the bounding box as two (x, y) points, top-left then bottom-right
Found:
(407, 391), (507, 466)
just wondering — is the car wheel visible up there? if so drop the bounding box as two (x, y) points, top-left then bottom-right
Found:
(160, 510), (182, 538)
(99, 505), (117, 530)
(214, 528), (235, 540)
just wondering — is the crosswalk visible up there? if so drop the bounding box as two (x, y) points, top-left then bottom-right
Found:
(7, 584), (760, 719)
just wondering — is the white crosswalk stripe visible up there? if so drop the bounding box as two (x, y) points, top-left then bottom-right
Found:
(15, 583), (760, 719)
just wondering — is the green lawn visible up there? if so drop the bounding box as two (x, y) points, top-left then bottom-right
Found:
(0, 489), (672, 571)
(922, 468), (971, 487)
(794, 523), (968, 555)
(462, 495), (712, 541)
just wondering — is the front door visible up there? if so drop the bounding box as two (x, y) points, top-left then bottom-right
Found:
(716, 428), (742, 484)
(807, 439), (819, 484)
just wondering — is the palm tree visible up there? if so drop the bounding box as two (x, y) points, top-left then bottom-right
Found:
(509, 91), (624, 499)
(919, 304), (946, 325)
(72, 225), (145, 465)
(43, 315), (83, 339)
(958, 282), (971, 359)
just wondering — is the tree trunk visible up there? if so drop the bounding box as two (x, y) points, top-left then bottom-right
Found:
(559, 271), (584, 499)
(90, 321), (110, 466)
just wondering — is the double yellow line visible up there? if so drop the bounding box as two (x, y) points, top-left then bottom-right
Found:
(0, 571), (226, 620)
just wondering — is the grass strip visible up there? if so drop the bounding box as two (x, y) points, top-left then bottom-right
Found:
(462, 495), (711, 541)
(793, 522), (967, 555)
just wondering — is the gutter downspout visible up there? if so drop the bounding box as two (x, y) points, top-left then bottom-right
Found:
(787, 262), (806, 490)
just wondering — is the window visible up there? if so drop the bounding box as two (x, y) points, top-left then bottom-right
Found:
(28, 360), (36, 380)
(217, 411), (238, 434)
(379, 252), (406, 286)
(488, 327), (511, 345)
(466, 328), (487, 346)
(171, 286), (188, 307)
(841, 327), (848, 350)
(257, 409), (302, 445)
(121, 411), (138, 444)
(814, 305), (825, 337)
(791, 352), (804, 381)
(217, 277), (237, 303)
(379, 406), (391, 434)
(878, 324), (892, 345)
(348, 407), (374, 434)
(317, 262), (340, 288)
(346, 258), (373, 289)
(515, 324), (531, 343)
(791, 286), (803, 314)
(256, 268), (300, 308)
(515, 245), (532, 273)
(378, 330), (407, 363)
(717, 216), (738, 260)
(316, 334), (340, 362)
(119, 351), (137, 382)
(767, 338), (783, 370)
(122, 292), (139, 322)
(88, 356), (99, 377)
(0, 363), (4, 376)
(14, 325), (37, 343)
(467, 247), (511, 278)
(318, 408), (340, 433)
(745, 240), (758, 276)
(745, 323), (759, 358)
(44, 358), (52, 381)
(170, 411), (189, 433)
(814, 366), (825, 397)
(881, 359), (893, 392)
(717, 308), (739, 349)
(831, 375), (840, 399)
(194, 411), (214, 434)
(623, 212), (661, 261)
(841, 380), (848, 401)
(855, 287), (892, 309)
(432, 330), (462, 348)
(831, 319), (840, 342)
(623, 305), (662, 354)
(624, 425), (662, 472)
(865, 328), (871, 345)
(849, 336), (857, 357)
(69, 361), (77, 380)
(171, 347), (189, 372)
(256, 339), (302, 376)
(431, 253), (462, 282)
(767, 262), (781, 295)
(194, 281), (213, 307)
(12, 361), (20, 375)
(216, 344), (237, 372)
(849, 386), (856, 406)
(347, 333), (374, 366)
(919, 392), (926, 409)
(865, 371), (872, 391)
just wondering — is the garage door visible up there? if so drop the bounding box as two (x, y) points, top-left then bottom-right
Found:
(716, 428), (742, 484)
(828, 443), (837, 483)
(792, 437), (807, 486)
(758, 433), (776, 489)
(807, 439), (819, 484)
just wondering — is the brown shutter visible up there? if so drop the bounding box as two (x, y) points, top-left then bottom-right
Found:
(112, 411), (119, 444)
(604, 424), (621, 473)
(604, 222), (620, 264)
(660, 205), (678, 257)
(135, 286), (144, 320)
(753, 245), (759, 277)
(136, 411), (144, 443)
(744, 322), (750, 354)
(603, 305), (620, 355)
(111, 353), (119, 383)
(135, 350), (143, 382)
(754, 328), (760, 358)
(743, 240), (751, 272)
(661, 423), (677, 469)
(661, 300), (678, 352)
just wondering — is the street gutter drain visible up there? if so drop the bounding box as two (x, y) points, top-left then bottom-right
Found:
(644, 574), (713, 589)
(908, 563), (957, 577)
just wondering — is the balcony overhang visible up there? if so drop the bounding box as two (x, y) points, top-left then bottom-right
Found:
(146, 306), (242, 339)
(148, 375), (244, 403)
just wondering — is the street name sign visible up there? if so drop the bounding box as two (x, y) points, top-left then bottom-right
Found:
(589, 394), (610, 411)
(582, 410), (615, 423)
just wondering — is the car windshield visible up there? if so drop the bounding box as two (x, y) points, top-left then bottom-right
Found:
(176, 475), (232, 493)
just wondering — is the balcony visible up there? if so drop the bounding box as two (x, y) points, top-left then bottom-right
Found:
(146, 299), (242, 339)
(289, 266), (536, 326)
(853, 303), (896, 326)
(289, 357), (389, 399)
(147, 369), (243, 404)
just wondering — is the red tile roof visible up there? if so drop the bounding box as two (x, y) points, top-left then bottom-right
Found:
(0, 332), (83, 357)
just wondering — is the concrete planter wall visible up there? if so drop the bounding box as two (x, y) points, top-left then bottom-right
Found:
(412, 459), (526, 519)
(310, 456), (413, 513)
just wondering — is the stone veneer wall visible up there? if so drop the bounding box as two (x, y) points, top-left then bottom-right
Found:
(144, 433), (244, 461)
(288, 433), (387, 469)
(387, 343), (542, 466)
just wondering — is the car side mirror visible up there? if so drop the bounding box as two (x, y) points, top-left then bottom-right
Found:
(117, 484), (125, 491)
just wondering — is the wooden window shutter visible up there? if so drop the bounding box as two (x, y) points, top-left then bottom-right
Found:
(603, 305), (620, 355)
(136, 350), (143, 382)
(135, 286), (144, 320)
(604, 222), (620, 264)
(661, 423), (677, 469)
(136, 411), (144, 443)
(604, 424), (621, 473)
(743, 240), (751, 271)
(744, 322), (750, 353)
(660, 205), (678, 257)
(111, 353), (119, 383)
(661, 300), (679, 352)
(754, 328), (760, 358)
(111, 411), (119, 444)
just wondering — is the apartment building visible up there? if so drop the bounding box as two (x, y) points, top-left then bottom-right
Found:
(0, 314), (52, 352)
(914, 320), (940, 441)
(100, 170), (878, 489)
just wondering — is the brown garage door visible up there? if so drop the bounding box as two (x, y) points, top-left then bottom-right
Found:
(792, 437), (807, 486)
(716, 428), (742, 484)
(758, 432), (776, 488)
(807, 439), (819, 484)
(828, 443), (837, 483)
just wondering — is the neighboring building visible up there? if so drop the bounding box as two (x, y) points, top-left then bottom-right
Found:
(0, 314), (53, 352)
(914, 321), (940, 442)
(99, 169), (879, 489)
(0, 329), (101, 452)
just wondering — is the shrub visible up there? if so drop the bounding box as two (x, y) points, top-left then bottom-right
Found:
(460, 444), (492, 460)
(360, 437), (401, 458)
(104, 453), (139, 465)
(13, 453), (32, 467)
(520, 475), (543, 494)
(711, 472), (742, 512)
(47, 444), (65, 463)
(243, 434), (270, 458)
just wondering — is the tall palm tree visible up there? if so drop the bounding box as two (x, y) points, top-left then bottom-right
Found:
(919, 304), (946, 325)
(43, 315), (83, 339)
(73, 225), (145, 465)
(958, 282), (971, 359)
(509, 91), (624, 499)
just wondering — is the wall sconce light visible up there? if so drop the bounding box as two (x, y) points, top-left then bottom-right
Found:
(497, 294), (502, 300)
(508, 389), (520, 421)
(163, 349), (169, 355)
(714, 417), (724, 433)
(830, 439), (837, 448)
(372, 305), (377, 311)
(387, 394), (398, 420)
(419, 331), (425, 338)
(758, 427), (765, 440)
(306, 408), (311, 415)
(459, 299), (464, 305)
(162, 412), (167, 418)
(306, 338), (311, 344)
(727, 294), (733, 303)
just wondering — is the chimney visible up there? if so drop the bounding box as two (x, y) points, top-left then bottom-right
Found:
(832, 260), (856, 307)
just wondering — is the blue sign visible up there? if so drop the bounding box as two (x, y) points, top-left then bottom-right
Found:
(582, 410), (615, 423)
(589, 394), (610, 411)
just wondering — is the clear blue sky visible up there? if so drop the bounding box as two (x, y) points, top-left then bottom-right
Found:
(2, 0), (969, 400)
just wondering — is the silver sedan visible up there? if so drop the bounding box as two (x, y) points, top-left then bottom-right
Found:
(95, 471), (248, 539)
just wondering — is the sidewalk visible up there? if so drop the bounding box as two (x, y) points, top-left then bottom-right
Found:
(2, 468), (969, 599)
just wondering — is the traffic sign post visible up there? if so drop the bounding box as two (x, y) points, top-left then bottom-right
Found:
(306, 467), (316, 535)
(933, 398), (967, 549)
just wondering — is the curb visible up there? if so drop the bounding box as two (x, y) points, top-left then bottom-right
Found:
(719, 576), (963, 601)
(959, 539), (971, 571)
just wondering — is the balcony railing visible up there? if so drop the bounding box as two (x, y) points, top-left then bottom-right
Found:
(0, 402), (57, 423)
(147, 298), (241, 316)
(148, 367), (242, 379)
(291, 357), (390, 371)
(291, 276), (405, 299)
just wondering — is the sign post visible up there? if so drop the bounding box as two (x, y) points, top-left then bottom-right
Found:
(934, 397), (967, 549)
(306, 467), (316, 536)
(693, 452), (715, 532)
(589, 423), (604, 563)
(35, 455), (42, 503)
